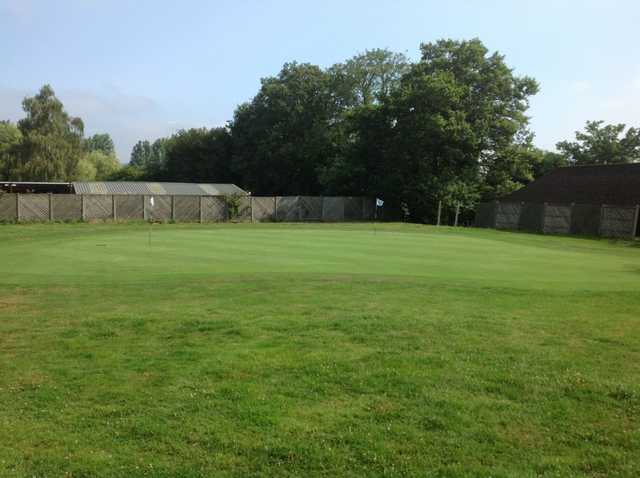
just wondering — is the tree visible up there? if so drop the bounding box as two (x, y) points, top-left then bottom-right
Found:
(17, 85), (85, 181)
(86, 150), (121, 179)
(129, 138), (167, 178)
(0, 121), (22, 178)
(164, 128), (233, 182)
(342, 39), (538, 220)
(328, 49), (410, 107)
(230, 62), (339, 195)
(86, 133), (115, 156)
(557, 120), (640, 165)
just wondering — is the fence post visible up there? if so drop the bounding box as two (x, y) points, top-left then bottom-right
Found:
(143, 195), (148, 221)
(633, 205), (639, 238)
(598, 204), (606, 237)
(541, 202), (547, 234)
(16, 193), (20, 222)
(48, 193), (53, 221)
(493, 201), (499, 229)
(321, 197), (325, 222)
(274, 196), (278, 222)
(81, 195), (86, 221)
(171, 195), (175, 221)
(112, 195), (117, 221)
(199, 196), (204, 223)
(250, 196), (254, 223)
(436, 200), (442, 226)
(454, 203), (460, 227)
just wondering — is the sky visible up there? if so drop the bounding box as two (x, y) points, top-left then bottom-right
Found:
(1, 0), (639, 163)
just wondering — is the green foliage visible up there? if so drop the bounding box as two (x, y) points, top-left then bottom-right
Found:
(75, 155), (97, 180)
(129, 138), (168, 179)
(164, 127), (233, 182)
(77, 150), (121, 180)
(16, 85), (85, 181)
(1, 223), (639, 475)
(230, 62), (339, 195)
(0, 121), (22, 178)
(557, 120), (640, 165)
(105, 164), (145, 181)
(224, 193), (243, 220)
(328, 49), (410, 106)
(85, 133), (115, 156)
(1, 88), (124, 182)
(332, 39), (539, 221)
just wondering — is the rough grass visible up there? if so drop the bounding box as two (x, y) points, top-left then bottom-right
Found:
(0, 222), (639, 477)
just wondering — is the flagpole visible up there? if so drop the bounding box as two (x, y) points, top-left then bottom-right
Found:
(148, 196), (154, 247)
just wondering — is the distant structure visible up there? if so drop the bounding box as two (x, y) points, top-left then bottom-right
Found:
(500, 163), (640, 206)
(0, 181), (247, 196)
(476, 164), (640, 238)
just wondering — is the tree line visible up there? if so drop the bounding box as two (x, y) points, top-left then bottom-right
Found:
(0, 85), (120, 183)
(2, 38), (639, 222)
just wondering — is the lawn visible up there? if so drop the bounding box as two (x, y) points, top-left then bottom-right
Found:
(1, 222), (639, 477)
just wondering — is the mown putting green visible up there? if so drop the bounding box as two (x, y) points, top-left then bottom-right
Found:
(1, 223), (639, 477)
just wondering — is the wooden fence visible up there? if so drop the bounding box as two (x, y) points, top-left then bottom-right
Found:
(0, 194), (376, 223)
(475, 201), (640, 239)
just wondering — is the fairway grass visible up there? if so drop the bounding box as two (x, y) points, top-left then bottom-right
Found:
(1, 223), (639, 477)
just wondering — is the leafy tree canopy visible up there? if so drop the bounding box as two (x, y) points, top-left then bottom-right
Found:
(557, 120), (640, 165)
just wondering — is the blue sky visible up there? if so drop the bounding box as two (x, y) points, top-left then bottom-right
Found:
(1, 0), (639, 162)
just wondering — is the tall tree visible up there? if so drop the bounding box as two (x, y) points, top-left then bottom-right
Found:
(164, 128), (233, 182)
(339, 39), (539, 220)
(17, 85), (85, 181)
(129, 138), (167, 178)
(230, 62), (339, 194)
(557, 120), (640, 165)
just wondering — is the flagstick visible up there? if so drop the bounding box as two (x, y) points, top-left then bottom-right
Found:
(148, 196), (154, 247)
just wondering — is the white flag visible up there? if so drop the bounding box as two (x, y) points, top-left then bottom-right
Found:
(149, 196), (155, 207)
(376, 198), (384, 207)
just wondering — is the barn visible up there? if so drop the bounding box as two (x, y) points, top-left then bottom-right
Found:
(476, 164), (640, 238)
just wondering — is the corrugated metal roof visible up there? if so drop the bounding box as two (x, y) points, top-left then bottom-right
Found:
(72, 182), (247, 196)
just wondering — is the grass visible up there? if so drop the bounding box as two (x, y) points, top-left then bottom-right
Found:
(0, 222), (639, 477)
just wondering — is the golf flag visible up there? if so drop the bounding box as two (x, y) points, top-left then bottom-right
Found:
(376, 198), (384, 207)
(149, 196), (155, 207)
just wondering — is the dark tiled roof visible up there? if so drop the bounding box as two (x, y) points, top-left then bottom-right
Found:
(501, 163), (640, 206)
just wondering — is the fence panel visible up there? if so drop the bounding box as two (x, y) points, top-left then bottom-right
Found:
(543, 204), (572, 235)
(236, 196), (252, 221)
(0, 194), (17, 221)
(600, 206), (636, 238)
(52, 195), (82, 221)
(570, 204), (600, 236)
(344, 197), (364, 221)
(148, 195), (172, 221)
(86, 195), (113, 220)
(252, 197), (276, 222)
(276, 196), (300, 221)
(174, 196), (200, 222)
(116, 195), (144, 220)
(495, 202), (521, 230)
(518, 203), (544, 233)
(299, 196), (322, 221)
(19, 194), (49, 221)
(202, 196), (227, 222)
(322, 197), (345, 221)
(363, 198), (375, 220)
(475, 202), (496, 228)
